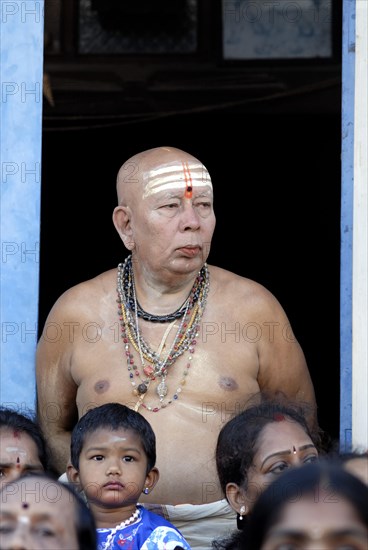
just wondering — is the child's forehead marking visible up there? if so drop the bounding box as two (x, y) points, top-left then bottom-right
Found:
(142, 161), (212, 198)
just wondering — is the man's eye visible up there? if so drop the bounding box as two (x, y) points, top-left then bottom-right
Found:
(0, 469), (6, 478)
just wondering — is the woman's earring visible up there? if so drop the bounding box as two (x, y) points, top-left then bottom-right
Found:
(143, 488), (149, 495)
(239, 505), (246, 520)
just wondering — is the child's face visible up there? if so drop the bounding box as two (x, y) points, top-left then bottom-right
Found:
(77, 427), (149, 507)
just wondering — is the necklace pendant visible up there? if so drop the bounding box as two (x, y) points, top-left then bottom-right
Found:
(156, 380), (168, 400)
(137, 383), (148, 395)
(143, 365), (154, 377)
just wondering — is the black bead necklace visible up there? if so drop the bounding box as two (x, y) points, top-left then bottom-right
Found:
(121, 255), (204, 323)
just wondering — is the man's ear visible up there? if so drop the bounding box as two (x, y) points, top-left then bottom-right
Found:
(226, 482), (249, 516)
(113, 205), (135, 250)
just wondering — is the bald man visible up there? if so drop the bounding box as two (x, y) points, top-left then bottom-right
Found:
(36, 146), (317, 549)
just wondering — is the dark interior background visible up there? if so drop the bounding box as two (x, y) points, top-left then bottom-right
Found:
(39, 1), (342, 444)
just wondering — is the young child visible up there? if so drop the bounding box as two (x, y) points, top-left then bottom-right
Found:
(67, 402), (191, 550)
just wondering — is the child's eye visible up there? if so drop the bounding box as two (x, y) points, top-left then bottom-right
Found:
(123, 456), (134, 462)
(91, 455), (104, 461)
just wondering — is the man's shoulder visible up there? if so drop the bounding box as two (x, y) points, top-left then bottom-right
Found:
(208, 264), (274, 298)
(208, 264), (284, 318)
(49, 268), (117, 315)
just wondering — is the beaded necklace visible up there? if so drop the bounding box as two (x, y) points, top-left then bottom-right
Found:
(116, 255), (210, 412)
(121, 256), (204, 323)
(102, 507), (140, 550)
(132, 296), (189, 322)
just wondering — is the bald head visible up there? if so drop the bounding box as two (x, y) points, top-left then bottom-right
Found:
(116, 146), (212, 206)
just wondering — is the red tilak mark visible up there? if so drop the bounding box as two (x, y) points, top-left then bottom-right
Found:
(22, 502), (29, 509)
(182, 161), (193, 198)
(13, 430), (20, 438)
(273, 413), (285, 422)
(16, 456), (20, 464)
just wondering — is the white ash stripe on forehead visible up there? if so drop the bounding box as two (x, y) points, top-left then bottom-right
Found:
(4, 447), (28, 455)
(142, 163), (212, 198)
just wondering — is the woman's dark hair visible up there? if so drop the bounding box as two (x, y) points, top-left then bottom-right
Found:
(0, 471), (97, 550)
(245, 460), (368, 550)
(70, 402), (156, 473)
(0, 406), (50, 471)
(215, 395), (324, 497)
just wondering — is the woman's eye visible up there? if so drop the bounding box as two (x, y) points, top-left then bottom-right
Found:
(269, 463), (288, 474)
(336, 545), (365, 550)
(34, 527), (56, 537)
(304, 455), (318, 464)
(0, 525), (13, 534)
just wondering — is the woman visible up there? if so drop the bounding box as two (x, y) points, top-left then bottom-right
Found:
(242, 461), (368, 549)
(213, 396), (327, 549)
(0, 406), (51, 485)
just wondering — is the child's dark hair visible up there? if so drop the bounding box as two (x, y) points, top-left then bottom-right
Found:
(215, 395), (324, 497)
(70, 403), (156, 473)
(0, 406), (50, 472)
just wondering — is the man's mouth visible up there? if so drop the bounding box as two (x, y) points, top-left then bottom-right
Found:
(179, 246), (200, 257)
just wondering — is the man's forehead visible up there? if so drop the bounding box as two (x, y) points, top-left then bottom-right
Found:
(142, 159), (212, 198)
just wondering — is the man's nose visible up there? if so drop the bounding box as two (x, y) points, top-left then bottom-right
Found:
(180, 203), (200, 231)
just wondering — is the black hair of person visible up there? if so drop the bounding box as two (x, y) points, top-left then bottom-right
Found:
(0, 406), (51, 472)
(70, 402), (156, 473)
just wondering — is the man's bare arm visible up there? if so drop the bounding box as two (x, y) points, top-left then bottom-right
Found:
(255, 288), (317, 427)
(36, 296), (79, 474)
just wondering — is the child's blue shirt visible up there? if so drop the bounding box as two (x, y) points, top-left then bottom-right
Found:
(97, 505), (191, 550)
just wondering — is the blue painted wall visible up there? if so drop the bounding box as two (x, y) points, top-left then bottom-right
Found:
(0, 1), (44, 413)
(340, 0), (355, 452)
